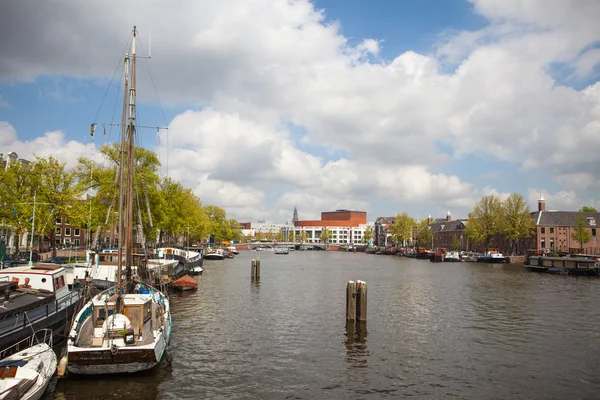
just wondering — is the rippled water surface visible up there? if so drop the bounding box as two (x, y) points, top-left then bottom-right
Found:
(51, 251), (600, 399)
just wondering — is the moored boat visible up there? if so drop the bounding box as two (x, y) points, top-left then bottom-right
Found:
(0, 330), (57, 400)
(205, 248), (225, 260)
(525, 256), (599, 276)
(477, 248), (507, 263)
(172, 274), (198, 291)
(66, 27), (171, 375)
(274, 247), (289, 255)
(0, 264), (82, 351)
(444, 251), (461, 262)
(226, 246), (239, 255)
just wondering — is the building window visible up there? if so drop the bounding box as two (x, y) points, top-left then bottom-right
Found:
(550, 228), (554, 234)
(74, 239), (80, 247)
(593, 229), (597, 237)
(55, 239), (61, 246)
(65, 227), (71, 236)
(541, 227), (546, 234)
(56, 217), (62, 224)
(55, 227), (61, 235)
(550, 239), (554, 249)
(587, 217), (596, 226)
(74, 228), (80, 236)
(541, 239), (546, 249)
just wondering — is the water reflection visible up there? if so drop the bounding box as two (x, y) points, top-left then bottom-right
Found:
(345, 324), (369, 368)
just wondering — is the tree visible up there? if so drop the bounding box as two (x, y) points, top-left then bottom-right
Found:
(276, 231), (285, 242)
(0, 159), (36, 254)
(417, 218), (433, 249)
(579, 206), (598, 212)
(502, 193), (535, 254)
(204, 205), (229, 243)
(299, 230), (307, 243)
(319, 228), (332, 244)
(572, 215), (591, 250)
(362, 226), (373, 245)
(451, 235), (461, 251)
(389, 212), (416, 247)
(465, 195), (504, 248)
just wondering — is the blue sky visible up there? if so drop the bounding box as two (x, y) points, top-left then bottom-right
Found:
(1, 0), (599, 223)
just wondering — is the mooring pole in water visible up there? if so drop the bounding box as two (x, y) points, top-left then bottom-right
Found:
(346, 280), (356, 326)
(256, 257), (261, 280)
(346, 280), (367, 328)
(356, 280), (367, 326)
(251, 259), (256, 280)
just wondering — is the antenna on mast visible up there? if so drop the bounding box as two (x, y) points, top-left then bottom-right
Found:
(148, 29), (151, 58)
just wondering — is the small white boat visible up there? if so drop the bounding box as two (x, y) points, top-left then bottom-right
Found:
(444, 251), (461, 262)
(0, 330), (57, 400)
(226, 246), (239, 255)
(205, 248), (225, 260)
(190, 265), (203, 275)
(274, 247), (289, 255)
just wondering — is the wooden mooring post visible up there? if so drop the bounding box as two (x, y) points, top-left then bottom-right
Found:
(346, 280), (367, 328)
(251, 257), (261, 281)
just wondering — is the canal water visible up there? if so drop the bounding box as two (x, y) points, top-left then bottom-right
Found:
(49, 251), (600, 399)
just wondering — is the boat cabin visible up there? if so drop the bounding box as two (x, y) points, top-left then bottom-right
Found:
(0, 264), (69, 297)
(91, 294), (153, 343)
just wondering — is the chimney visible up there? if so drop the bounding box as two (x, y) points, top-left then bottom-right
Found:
(427, 213), (432, 224)
(446, 210), (451, 222)
(538, 194), (546, 212)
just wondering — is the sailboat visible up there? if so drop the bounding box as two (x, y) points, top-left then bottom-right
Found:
(66, 27), (172, 375)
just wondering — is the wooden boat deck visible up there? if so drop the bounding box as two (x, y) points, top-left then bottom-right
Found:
(76, 317), (155, 347)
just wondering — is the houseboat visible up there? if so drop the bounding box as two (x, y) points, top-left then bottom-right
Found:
(526, 256), (599, 276)
(0, 264), (82, 351)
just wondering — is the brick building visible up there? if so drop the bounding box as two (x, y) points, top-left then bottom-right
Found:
(529, 196), (599, 254)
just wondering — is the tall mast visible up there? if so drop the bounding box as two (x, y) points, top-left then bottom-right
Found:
(125, 26), (137, 284)
(116, 50), (130, 292)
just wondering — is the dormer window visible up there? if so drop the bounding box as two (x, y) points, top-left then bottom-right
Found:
(587, 217), (596, 226)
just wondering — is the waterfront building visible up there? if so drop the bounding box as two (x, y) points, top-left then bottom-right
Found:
(426, 212), (468, 251)
(53, 216), (89, 250)
(529, 196), (600, 255)
(240, 221), (295, 241)
(374, 217), (395, 246)
(294, 209), (372, 245)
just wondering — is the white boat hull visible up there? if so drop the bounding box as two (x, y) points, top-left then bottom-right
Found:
(0, 343), (57, 400)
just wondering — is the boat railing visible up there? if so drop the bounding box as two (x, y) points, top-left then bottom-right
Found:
(0, 328), (53, 359)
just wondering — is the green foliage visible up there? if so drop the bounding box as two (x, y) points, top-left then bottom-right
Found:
(579, 206), (598, 212)
(361, 226), (373, 244)
(502, 193), (535, 254)
(319, 228), (332, 243)
(417, 218), (433, 248)
(0, 160), (35, 253)
(390, 212), (416, 246)
(465, 195), (504, 248)
(299, 230), (307, 243)
(276, 231), (285, 242)
(451, 235), (461, 251)
(2, 145), (240, 251)
(572, 215), (591, 249)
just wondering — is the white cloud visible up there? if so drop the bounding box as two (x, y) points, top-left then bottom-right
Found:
(1, 0), (599, 221)
(527, 188), (600, 213)
(0, 122), (94, 170)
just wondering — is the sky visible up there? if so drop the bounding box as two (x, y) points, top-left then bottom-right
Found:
(1, 0), (599, 224)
